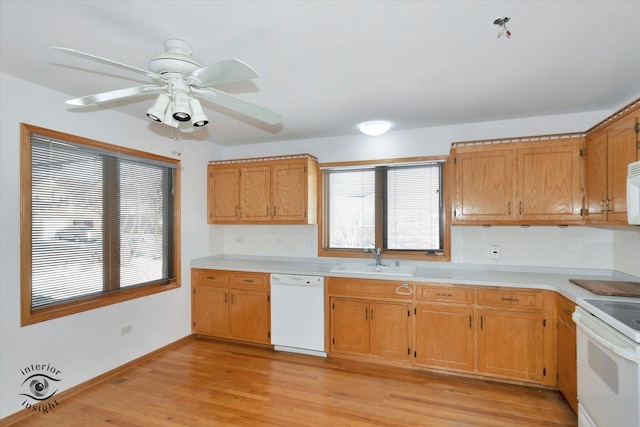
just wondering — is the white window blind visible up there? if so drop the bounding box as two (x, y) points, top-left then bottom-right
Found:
(29, 135), (176, 309)
(325, 162), (443, 252)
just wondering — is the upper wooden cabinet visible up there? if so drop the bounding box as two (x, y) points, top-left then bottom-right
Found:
(452, 137), (584, 224)
(208, 154), (318, 224)
(585, 108), (639, 224)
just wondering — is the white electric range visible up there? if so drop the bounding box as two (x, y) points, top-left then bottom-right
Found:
(574, 298), (640, 427)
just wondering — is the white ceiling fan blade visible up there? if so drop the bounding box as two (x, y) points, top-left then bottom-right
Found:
(51, 46), (166, 83)
(66, 85), (166, 106)
(192, 87), (283, 125)
(187, 58), (259, 87)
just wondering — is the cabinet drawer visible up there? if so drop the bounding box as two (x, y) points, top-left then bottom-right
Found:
(232, 273), (269, 289)
(416, 286), (474, 303)
(557, 294), (576, 327)
(328, 278), (414, 300)
(193, 269), (229, 285)
(477, 289), (543, 310)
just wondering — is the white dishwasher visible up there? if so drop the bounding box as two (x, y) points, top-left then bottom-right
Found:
(270, 273), (326, 357)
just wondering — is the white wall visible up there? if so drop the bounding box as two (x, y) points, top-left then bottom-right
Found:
(0, 73), (215, 418)
(215, 107), (640, 274)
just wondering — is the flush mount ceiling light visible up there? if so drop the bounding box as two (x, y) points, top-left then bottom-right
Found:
(359, 121), (391, 136)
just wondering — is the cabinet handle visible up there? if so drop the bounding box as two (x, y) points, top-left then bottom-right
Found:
(370, 308), (374, 320)
(501, 297), (519, 302)
(508, 201), (511, 215)
(395, 284), (413, 295)
(606, 199), (612, 212)
(243, 279), (254, 283)
(600, 200), (605, 213)
(206, 276), (216, 280)
(562, 308), (573, 316)
(436, 293), (452, 297)
(469, 315), (472, 328)
(365, 308), (368, 320)
(224, 293), (227, 303)
(234, 207), (238, 217)
(231, 294), (234, 304)
(266, 206), (269, 216)
(519, 201), (523, 215)
(480, 315), (484, 330)
(273, 206), (277, 216)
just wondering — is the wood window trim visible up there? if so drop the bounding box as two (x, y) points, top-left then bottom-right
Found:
(19, 123), (182, 326)
(317, 156), (451, 262)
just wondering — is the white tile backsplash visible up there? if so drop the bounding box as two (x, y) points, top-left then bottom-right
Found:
(451, 225), (613, 269)
(212, 223), (619, 270)
(613, 228), (640, 276)
(222, 224), (318, 258)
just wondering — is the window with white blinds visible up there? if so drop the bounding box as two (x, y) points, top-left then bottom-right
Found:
(21, 124), (179, 323)
(324, 161), (444, 253)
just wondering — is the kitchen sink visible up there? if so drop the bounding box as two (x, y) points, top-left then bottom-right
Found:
(330, 263), (417, 277)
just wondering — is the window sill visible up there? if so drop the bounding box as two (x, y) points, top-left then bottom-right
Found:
(318, 248), (450, 262)
(21, 280), (180, 326)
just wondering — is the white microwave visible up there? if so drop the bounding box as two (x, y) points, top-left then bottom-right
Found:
(628, 160), (640, 225)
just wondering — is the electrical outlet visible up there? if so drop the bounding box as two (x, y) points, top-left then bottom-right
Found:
(120, 325), (132, 336)
(275, 238), (282, 245)
(235, 237), (244, 244)
(490, 245), (500, 260)
(305, 238), (315, 248)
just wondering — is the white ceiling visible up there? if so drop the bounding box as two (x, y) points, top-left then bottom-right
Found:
(1, 1), (639, 146)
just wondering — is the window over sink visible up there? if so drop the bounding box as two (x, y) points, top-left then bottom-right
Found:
(319, 156), (450, 261)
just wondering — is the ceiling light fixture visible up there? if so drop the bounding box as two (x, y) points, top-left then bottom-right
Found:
(359, 121), (391, 136)
(146, 92), (210, 130)
(494, 16), (511, 38)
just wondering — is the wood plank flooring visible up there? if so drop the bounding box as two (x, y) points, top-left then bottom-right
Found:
(11, 337), (577, 426)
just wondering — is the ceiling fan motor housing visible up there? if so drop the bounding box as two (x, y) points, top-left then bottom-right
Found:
(148, 39), (203, 75)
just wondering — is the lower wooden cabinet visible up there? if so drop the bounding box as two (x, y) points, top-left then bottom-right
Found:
(557, 295), (578, 413)
(330, 298), (411, 362)
(192, 269), (270, 345)
(414, 304), (474, 371)
(476, 288), (555, 386)
(328, 278), (412, 364)
(477, 309), (545, 381)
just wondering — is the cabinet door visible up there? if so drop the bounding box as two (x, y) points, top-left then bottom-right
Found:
(515, 139), (583, 222)
(607, 115), (638, 222)
(271, 162), (307, 222)
(208, 166), (239, 223)
(477, 310), (545, 382)
(193, 285), (229, 337)
(585, 132), (608, 221)
(229, 289), (270, 344)
(452, 149), (513, 222)
(240, 165), (271, 222)
(414, 304), (474, 371)
(557, 318), (578, 413)
(369, 302), (411, 361)
(330, 298), (369, 354)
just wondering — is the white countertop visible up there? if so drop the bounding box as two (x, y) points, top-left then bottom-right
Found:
(190, 255), (640, 304)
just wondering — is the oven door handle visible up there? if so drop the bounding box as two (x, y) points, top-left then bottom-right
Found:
(574, 310), (640, 363)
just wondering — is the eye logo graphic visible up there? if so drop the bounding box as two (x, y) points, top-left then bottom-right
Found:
(21, 374), (60, 401)
(19, 363), (62, 414)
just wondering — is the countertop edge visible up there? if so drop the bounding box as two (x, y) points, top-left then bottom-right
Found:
(190, 256), (640, 304)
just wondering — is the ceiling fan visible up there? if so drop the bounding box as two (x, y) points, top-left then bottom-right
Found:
(51, 39), (283, 132)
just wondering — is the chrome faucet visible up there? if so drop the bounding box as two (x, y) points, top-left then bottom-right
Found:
(364, 246), (383, 266)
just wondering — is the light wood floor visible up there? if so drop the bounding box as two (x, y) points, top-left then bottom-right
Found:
(12, 337), (577, 426)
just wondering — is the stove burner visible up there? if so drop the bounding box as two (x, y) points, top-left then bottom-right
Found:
(603, 302), (640, 311)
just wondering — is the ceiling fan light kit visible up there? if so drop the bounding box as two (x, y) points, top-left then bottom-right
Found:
(51, 38), (283, 133)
